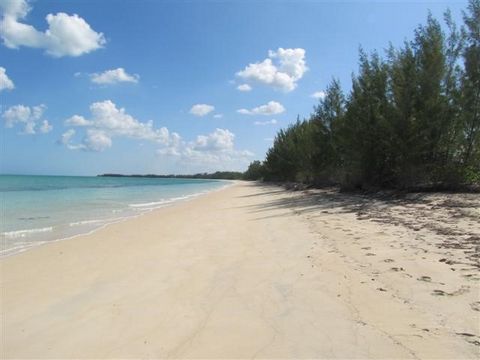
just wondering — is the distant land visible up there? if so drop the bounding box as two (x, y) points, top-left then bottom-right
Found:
(98, 172), (245, 180)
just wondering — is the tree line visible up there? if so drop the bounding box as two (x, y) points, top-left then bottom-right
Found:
(244, 0), (479, 191)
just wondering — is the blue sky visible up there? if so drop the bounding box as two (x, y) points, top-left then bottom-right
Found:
(0, 0), (468, 176)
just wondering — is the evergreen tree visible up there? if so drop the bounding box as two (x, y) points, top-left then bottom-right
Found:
(310, 79), (345, 184)
(461, 0), (480, 172)
(388, 42), (419, 186)
(244, 160), (265, 180)
(253, 2), (478, 190)
(342, 50), (393, 188)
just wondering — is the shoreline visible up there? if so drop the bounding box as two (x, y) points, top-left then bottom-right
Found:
(1, 181), (478, 358)
(1, 180), (234, 259)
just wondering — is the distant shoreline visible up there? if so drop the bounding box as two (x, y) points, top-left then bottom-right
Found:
(98, 171), (245, 180)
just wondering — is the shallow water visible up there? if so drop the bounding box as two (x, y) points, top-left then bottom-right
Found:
(1, 175), (228, 256)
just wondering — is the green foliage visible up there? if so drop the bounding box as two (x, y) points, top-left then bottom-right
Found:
(263, 118), (318, 182)
(461, 0), (480, 168)
(243, 160), (265, 180)
(260, 0), (480, 190)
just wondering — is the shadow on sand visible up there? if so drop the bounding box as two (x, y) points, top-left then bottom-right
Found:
(238, 182), (480, 269)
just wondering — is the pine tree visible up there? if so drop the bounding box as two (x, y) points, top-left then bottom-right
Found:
(461, 0), (480, 172)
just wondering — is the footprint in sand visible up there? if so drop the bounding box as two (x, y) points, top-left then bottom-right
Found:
(432, 286), (470, 297)
(463, 273), (480, 281)
(384, 258), (395, 263)
(390, 267), (405, 272)
(456, 333), (480, 347)
(417, 276), (432, 282)
(361, 247), (371, 250)
(365, 253), (376, 256)
(470, 302), (480, 312)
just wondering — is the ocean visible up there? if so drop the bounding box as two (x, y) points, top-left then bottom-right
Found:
(0, 175), (229, 257)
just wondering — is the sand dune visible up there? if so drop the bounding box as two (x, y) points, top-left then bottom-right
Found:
(1, 181), (478, 358)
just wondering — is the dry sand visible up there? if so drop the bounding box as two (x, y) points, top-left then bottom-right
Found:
(1, 181), (479, 359)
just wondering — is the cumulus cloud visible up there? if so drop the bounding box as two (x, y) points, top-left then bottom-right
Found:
(90, 68), (139, 85)
(0, 66), (14, 91)
(189, 104), (215, 117)
(213, 114), (223, 119)
(83, 129), (112, 151)
(237, 83), (252, 92)
(64, 114), (92, 127)
(0, 0), (105, 57)
(60, 128), (75, 144)
(39, 119), (52, 133)
(2, 104), (52, 134)
(254, 119), (278, 126)
(311, 91), (326, 100)
(236, 48), (307, 92)
(193, 128), (234, 151)
(61, 100), (179, 151)
(157, 128), (254, 172)
(237, 101), (285, 116)
(60, 100), (254, 169)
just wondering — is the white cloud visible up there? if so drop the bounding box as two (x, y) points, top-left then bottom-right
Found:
(311, 91), (326, 100)
(156, 128), (254, 172)
(237, 83), (252, 92)
(189, 104), (215, 117)
(236, 48), (307, 92)
(60, 101), (254, 170)
(0, 66), (14, 91)
(59, 128), (86, 150)
(2, 104), (51, 134)
(0, 0), (105, 57)
(39, 119), (52, 133)
(90, 68), (139, 85)
(60, 128), (75, 144)
(254, 119), (278, 126)
(62, 100), (179, 151)
(213, 113), (223, 119)
(64, 115), (92, 127)
(83, 129), (112, 151)
(193, 128), (234, 151)
(237, 101), (285, 116)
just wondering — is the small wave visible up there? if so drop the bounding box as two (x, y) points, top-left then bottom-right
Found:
(2, 227), (53, 238)
(69, 219), (105, 226)
(128, 193), (202, 208)
(129, 199), (173, 208)
(69, 217), (125, 226)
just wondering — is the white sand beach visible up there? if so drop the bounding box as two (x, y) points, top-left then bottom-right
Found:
(1, 181), (479, 358)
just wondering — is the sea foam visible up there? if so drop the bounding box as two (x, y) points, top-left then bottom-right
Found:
(2, 227), (53, 238)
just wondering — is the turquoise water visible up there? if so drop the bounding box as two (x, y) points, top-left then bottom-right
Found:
(1, 175), (228, 256)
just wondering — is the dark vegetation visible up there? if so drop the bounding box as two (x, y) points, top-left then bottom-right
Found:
(245, 1), (480, 192)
